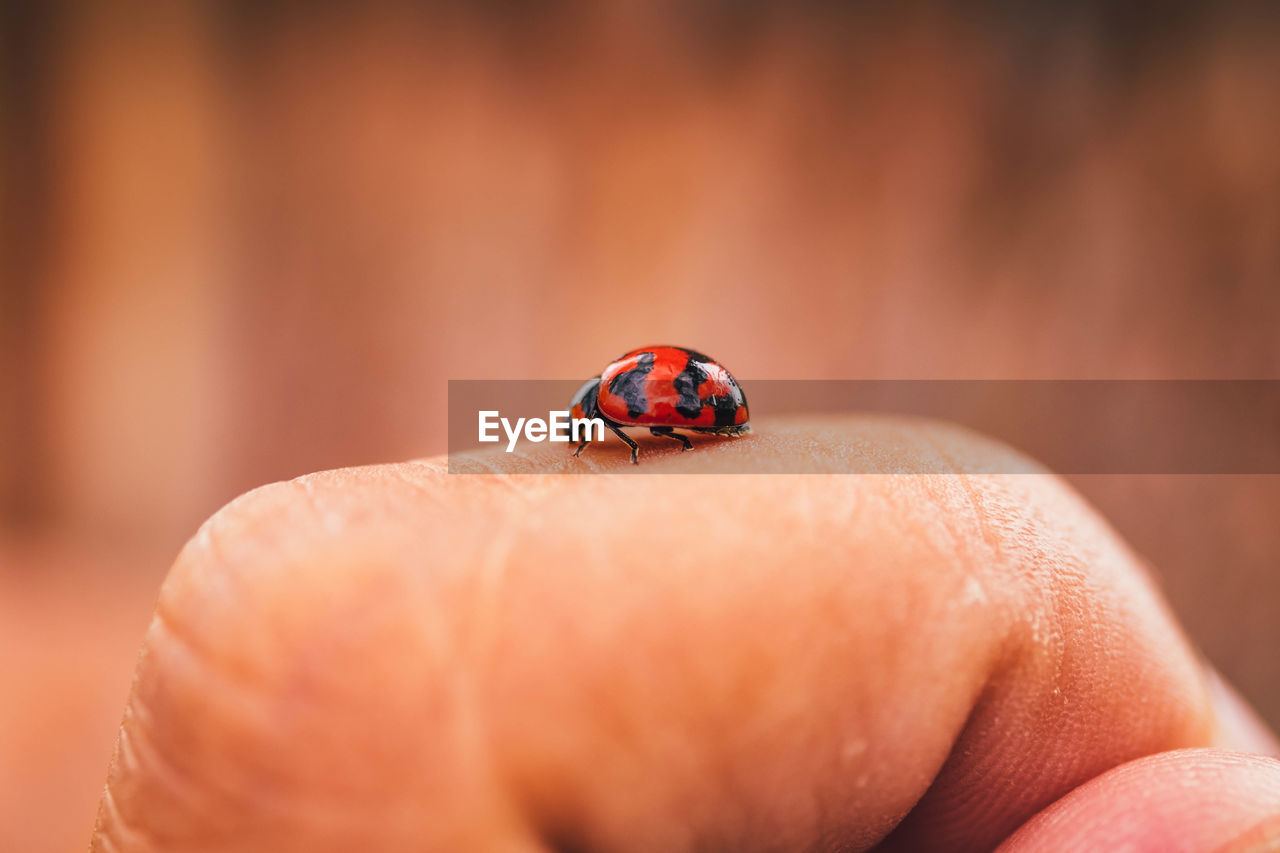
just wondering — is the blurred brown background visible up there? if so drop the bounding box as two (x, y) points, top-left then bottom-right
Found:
(2, 2), (1278, 850)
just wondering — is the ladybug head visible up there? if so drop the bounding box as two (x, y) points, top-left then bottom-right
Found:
(569, 376), (602, 421)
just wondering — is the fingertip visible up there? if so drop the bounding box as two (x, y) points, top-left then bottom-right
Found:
(997, 749), (1280, 853)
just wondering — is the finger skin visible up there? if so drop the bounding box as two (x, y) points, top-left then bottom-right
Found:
(92, 416), (1231, 852)
(996, 749), (1280, 853)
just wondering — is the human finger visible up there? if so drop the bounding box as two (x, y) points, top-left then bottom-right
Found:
(93, 416), (1237, 851)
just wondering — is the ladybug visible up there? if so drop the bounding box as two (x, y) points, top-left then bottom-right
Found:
(569, 345), (750, 464)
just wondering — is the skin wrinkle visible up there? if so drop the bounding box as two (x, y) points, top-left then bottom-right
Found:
(98, 482), (536, 852)
(101, 612), (277, 847)
(882, 464), (1214, 849)
(132, 608), (372, 835)
(114, 680), (227, 840)
(97, 754), (148, 852)
(150, 601), (267, 698)
(924, 478), (1001, 625)
(917, 429), (1007, 615)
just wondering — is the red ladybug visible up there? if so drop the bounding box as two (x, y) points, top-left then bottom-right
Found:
(569, 345), (750, 464)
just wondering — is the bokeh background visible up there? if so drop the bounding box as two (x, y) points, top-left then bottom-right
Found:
(2, 2), (1278, 850)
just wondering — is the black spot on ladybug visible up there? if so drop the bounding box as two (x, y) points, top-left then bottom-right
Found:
(673, 355), (710, 420)
(711, 396), (739, 427)
(572, 377), (601, 419)
(608, 351), (655, 419)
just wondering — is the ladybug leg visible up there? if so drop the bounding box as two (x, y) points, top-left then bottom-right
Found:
(603, 421), (640, 464)
(572, 437), (590, 457)
(649, 427), (693, 451)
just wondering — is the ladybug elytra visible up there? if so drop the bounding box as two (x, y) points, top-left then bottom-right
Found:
(569, 345), (750, 464)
